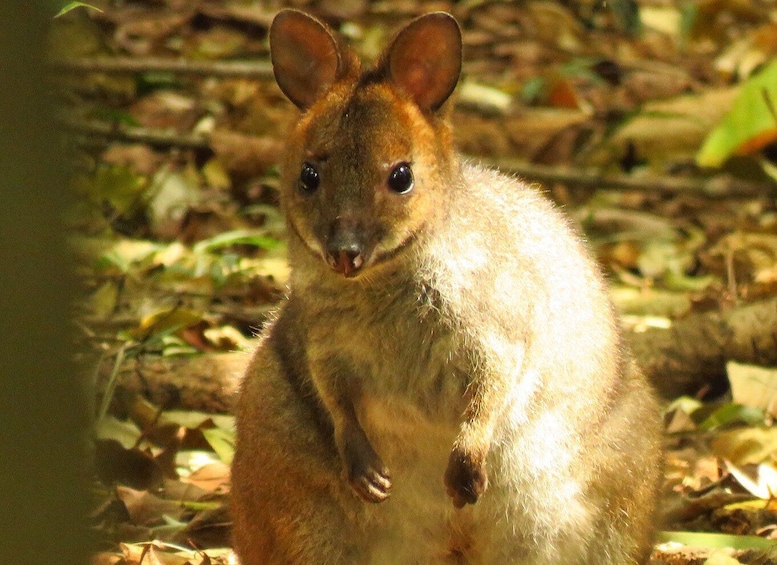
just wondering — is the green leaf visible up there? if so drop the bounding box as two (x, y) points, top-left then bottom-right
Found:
(163, 411), (235, 432)
(128, 308), (204, 341)
(697, 58), (777, 167)
(90, 165), (147, 213)
(201, 427), (235, 465)
(96, 415), (142, 449)
(55, 2), (102, 18)
(160, 336), (200, 357)
(697, 403), (764, 431)
(520, 76), (546, 104)
(93, 108), (140, 128)
(192, 229), (279, 254)
(608, 0), (642, 35)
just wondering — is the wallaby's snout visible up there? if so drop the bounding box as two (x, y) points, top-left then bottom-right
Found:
(324, 218), (368, 278)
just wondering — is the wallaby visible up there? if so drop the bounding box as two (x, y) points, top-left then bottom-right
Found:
(231, 9), (663, 565)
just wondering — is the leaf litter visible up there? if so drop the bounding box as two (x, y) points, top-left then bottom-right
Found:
(51, 1), (777, 563)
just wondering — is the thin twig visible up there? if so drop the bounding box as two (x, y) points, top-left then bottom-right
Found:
(49, 56), (274, 79)
(482, 157), (777, 199)
(97, 341), (133, 425)
(59, 117), (210, 149)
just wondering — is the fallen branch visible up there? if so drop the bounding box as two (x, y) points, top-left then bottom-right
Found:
(627, 296), (777, 398)
(59, 117), (210, 149)
(49, 57), (274, 80)
(102, 297), (777, 412)
(107, 352), (248, 414)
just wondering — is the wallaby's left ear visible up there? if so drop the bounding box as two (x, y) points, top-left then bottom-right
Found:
(383, 12), (462, 113)
(270, 9), (349, 110)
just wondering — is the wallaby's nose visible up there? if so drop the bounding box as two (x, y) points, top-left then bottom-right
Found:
(327, 246), (363, 277)
(325, 239), (364, 277)
(325, 219), (366, 277)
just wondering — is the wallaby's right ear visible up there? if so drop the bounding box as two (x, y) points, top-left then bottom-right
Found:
(383, 13), (462, 113)
(270, 10), (348, 109)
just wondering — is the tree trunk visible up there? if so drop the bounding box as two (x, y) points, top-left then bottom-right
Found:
(0, 6), (91, 564)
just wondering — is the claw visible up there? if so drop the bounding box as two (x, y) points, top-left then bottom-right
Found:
(350, 464), (392, 503)
(341, 427), (392, 503)
(354, 468), (392, 503)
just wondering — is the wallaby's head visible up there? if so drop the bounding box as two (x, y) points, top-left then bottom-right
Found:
(270, 10), (462, 279)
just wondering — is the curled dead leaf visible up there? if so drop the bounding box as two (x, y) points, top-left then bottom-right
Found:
(210, 130), (282, 180)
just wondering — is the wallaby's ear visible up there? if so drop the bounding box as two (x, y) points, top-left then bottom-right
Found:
(270, 10), (347, 109)
(384, 12), (462, 112)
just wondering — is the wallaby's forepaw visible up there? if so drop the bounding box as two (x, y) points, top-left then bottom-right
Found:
(444, 448), (488, 508)
(349, 457), (392, 503)
(342, 431), (392, 503)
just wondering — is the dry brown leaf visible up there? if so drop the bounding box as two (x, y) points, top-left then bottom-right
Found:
(593, 87), (740, 164)
(117, 486), (187, 527)
(180, 462), (231, 493)
(129, 92), (198, 131)
(503, 109), (589, 163)
(210, 130), (283, 180)
(103, 145), (165, 177)
(318, 0), (368, 20)
(175, 505), (232, 549)
(706, 233), (777, 285)
(525, 2), (584, 50)
(715, 23), (777, 80)
(113, 13), (191, 56)
(163, 478), (211, 503)
(196, 4), (274, 29)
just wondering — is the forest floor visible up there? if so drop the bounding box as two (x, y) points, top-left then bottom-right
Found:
(52, 1), (777, 563)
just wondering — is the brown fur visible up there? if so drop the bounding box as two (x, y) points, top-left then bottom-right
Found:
(232, 10), (662, 564)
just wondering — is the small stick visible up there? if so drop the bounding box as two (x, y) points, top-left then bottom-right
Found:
(484, 157), (776, 199)
(49, 56), (274, 79)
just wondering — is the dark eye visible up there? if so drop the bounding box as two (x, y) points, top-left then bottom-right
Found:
(299, 162), (319, 193)
(388, 163), (413, 194)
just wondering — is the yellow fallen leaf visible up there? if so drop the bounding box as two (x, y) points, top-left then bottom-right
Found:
(712, 427), (777, 466)
(728, 362), (777, 417)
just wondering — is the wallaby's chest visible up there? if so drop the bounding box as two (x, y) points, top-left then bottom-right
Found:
(301, 279), (469, 417)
